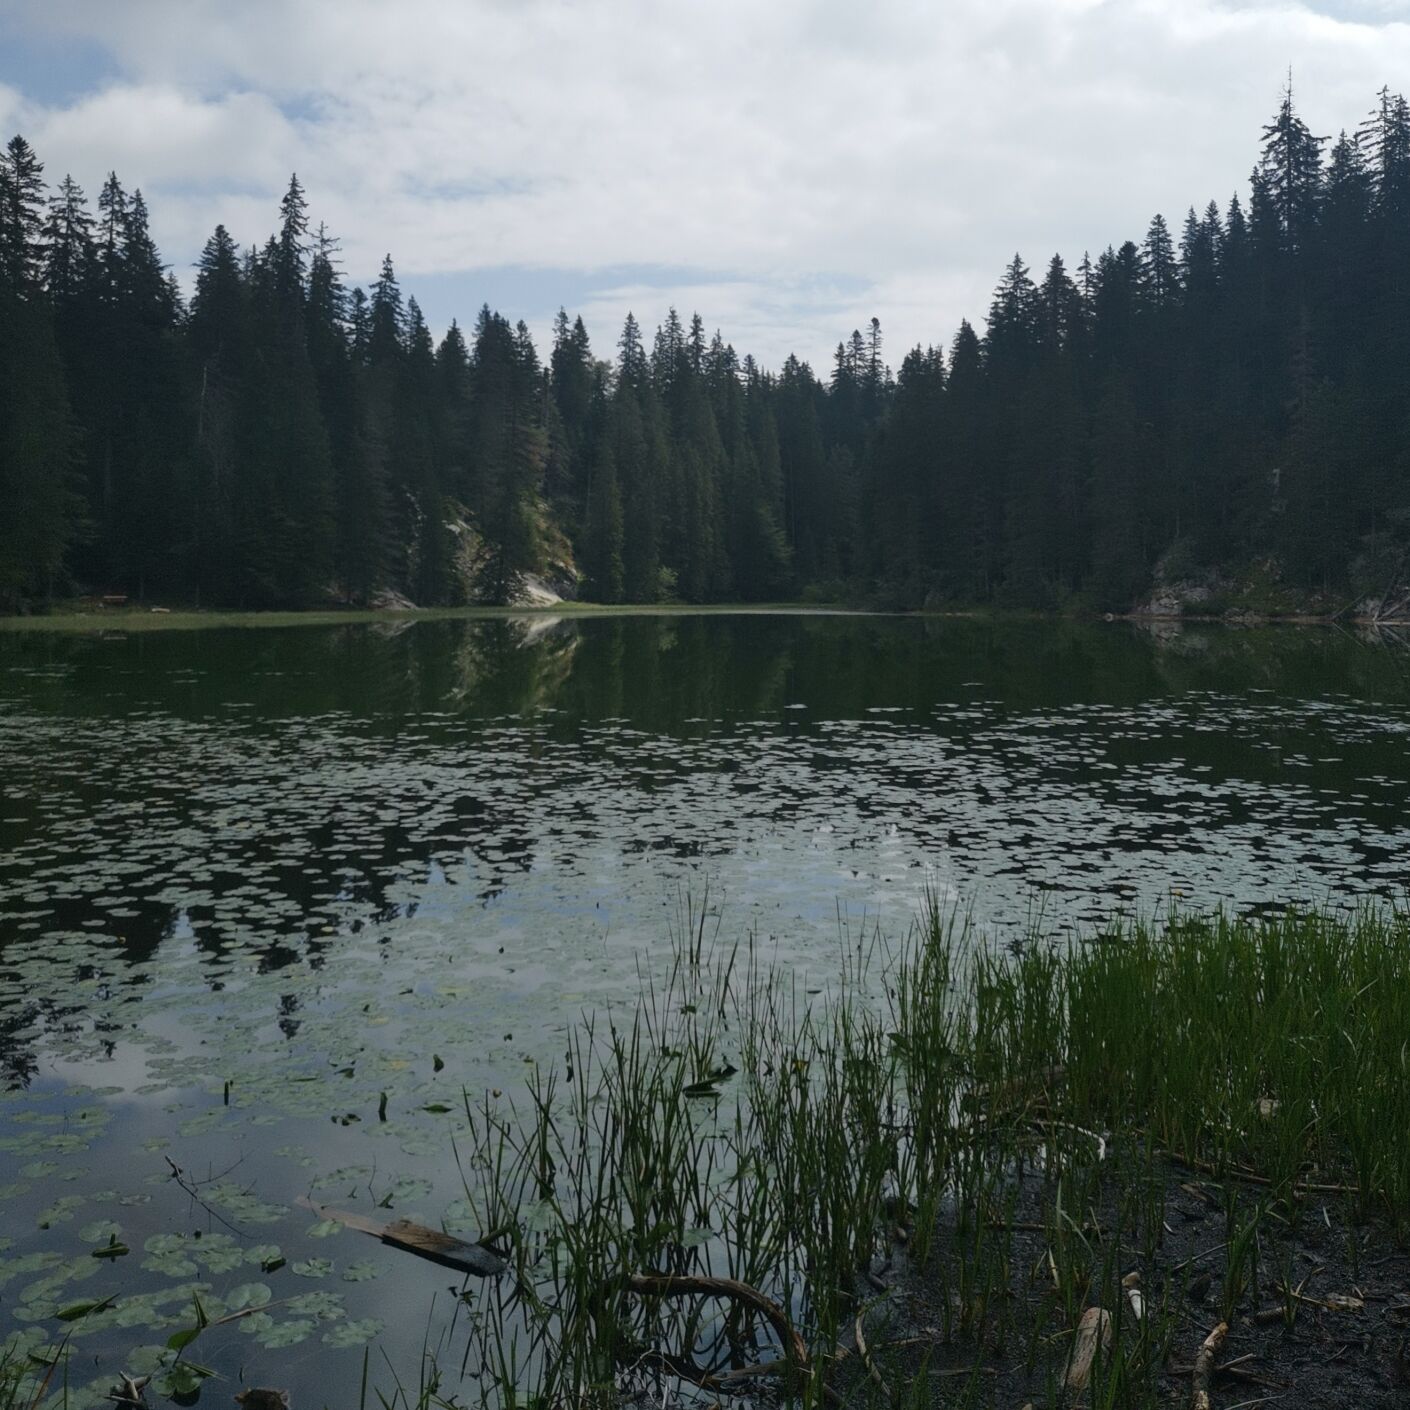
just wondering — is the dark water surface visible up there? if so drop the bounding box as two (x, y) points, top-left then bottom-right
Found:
(2, 612), (1409, 1405)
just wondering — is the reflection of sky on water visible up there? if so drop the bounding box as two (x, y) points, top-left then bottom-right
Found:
(2, 614), (1410, 1404)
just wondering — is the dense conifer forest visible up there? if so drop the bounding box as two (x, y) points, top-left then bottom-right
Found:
(2, 86), (1409, 614)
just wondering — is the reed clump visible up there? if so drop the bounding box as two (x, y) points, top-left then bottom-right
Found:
(433, 901), (1410, 1407)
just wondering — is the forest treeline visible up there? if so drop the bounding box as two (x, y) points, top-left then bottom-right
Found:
(2, 85), (1409, 614)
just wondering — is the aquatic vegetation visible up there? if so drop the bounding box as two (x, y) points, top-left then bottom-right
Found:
(435, 900), (1410, 1407)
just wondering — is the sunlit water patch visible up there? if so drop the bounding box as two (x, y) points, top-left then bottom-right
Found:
(1, 613), (1409, 1404)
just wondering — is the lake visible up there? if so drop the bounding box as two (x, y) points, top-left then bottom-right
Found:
(2, 612), (1409, 1406)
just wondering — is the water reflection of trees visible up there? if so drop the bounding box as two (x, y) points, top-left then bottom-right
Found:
(4, 614), (1410, 1086)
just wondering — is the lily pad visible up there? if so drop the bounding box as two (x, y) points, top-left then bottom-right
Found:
(222, 1282), (271, 1311)
(340, 1259), (384, 1283)
(323, 1317), (384, 1348)
(256, 1317), (316, 1349)
(285, 1291), (343, 1321)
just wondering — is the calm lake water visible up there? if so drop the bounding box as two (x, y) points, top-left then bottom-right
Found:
(2, 612), (1409, 1405)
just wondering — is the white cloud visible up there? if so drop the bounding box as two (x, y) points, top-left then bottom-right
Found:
(32, 85), (295, 189)
(6, 0), (1410, 366)
(0, 82), (25, 134)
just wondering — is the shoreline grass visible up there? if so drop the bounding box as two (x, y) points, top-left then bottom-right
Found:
(433, 901), (1410, 1407)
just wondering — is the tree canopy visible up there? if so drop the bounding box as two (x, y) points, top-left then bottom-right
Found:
(3, 84), (1409, 613)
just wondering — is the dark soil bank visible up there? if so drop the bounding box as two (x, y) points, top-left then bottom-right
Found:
(841, 1146), (1410, 1408)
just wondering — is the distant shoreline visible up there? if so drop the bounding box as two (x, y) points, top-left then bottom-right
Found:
(0, 602), (868, 632)
(2, 601), (1407, 633)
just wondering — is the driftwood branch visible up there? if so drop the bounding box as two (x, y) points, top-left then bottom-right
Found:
(300, 1197), (507, 1277)
(619, 1272), (809, 1372)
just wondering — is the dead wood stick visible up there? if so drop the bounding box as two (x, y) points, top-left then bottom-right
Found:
(634, 1348), (755, 1392)
(1171, 1240), (1230, 1274)
(1025, 1117), (1108, 1158)
(1164, 1148), (1353, 1196)
(985, 1219), (1105, 1235)
(1168, 1357), (1285, 1390)
(209, 1296), (296, 1328)
(1192, 1320), (1228, 1410)
(621, 1272), (809, 1373)
(1065, 1307), (1112, 1391)
(714, 1358), (789, 1384)
(1272, 1280), (1364, 1314)
(854, 1308), (884, 1390)
(165, 1156), (248, 1237)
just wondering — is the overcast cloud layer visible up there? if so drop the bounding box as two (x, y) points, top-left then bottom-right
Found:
(2, 0), (1409, 368)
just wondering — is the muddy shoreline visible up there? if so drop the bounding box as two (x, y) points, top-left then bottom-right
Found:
(838, 1145), (1410, 1408)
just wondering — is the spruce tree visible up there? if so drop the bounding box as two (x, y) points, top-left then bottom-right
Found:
(0, 136), (46, 295)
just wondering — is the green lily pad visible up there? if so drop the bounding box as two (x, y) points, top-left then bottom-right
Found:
(256, 1318), (316, 1349)
(236, 1311), (275, 1337)
(323, 1317), (384, 1348)
(340, 1260), (384, 1283)
(244, 1244), (281, 1269)
(142, 1234), (197, 1278)
(285, 1291), (343, 1321)
(222, 1283), (271, 1312)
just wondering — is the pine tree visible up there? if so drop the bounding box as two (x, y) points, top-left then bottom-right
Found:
(1259, 79), (1326, 253)
(188, 224), (246, 598)
(43, 175), (95, 303)
(369, 254), (405, 364)
(0, 136), (46, 295)
(618, 312), (647, 388)
(1141, 214), (1179, 307)
(986, 255), (1038, 364)
(274, 174), (309, 301)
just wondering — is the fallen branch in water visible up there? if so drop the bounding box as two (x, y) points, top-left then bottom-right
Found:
(300, 1197), (507, 1277)
(164, 1156), (248, 1237)
(619, 1272), (809, 1373)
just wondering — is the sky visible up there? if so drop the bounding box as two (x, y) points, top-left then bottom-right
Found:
(2, 0), (1409, 371)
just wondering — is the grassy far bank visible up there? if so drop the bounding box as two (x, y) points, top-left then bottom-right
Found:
(3, 590), (1407, 633)
(0, 602), (872, 633)
(7, 903), (1410, 1409)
